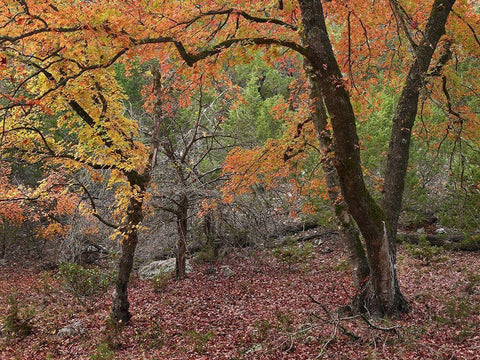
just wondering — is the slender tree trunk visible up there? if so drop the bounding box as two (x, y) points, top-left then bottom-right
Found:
(0, 219), (7, 259)
(152, 66), (190, 281)
(298, 0), (408, 315)
(305, 63), (370, 288)
(110, 65), (166, 323)
(204, 212), (218, 257)
(382, 0), (455, 253)
(175, 195), (188, 280)
(111, 172), (149, 323)
(111, 226), (137, 324)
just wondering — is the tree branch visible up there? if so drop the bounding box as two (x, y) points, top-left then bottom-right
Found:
(74, 179), (119, 229)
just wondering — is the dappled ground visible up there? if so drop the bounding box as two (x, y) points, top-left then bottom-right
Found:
(1, 236), (479, 360)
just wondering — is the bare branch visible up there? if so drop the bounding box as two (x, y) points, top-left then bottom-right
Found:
(171, 8), (297, 31)
(388, 0), (419, 52)
(74, 179), (119, 229)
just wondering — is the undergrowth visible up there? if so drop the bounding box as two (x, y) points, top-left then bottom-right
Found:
(1, 293), (34, 338)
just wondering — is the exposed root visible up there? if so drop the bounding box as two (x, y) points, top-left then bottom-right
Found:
(307, 295), (403, 359)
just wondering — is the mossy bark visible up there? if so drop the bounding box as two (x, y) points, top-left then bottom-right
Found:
(305, 63), (370, 288)
(382, 0), (455, 255)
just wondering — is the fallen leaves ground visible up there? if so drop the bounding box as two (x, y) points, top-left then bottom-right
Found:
(1, 237), (479, 359)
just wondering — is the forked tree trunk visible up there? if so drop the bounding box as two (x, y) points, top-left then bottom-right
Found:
(306, 64), (370, 288)
(298, 0), (408, 316)
(382, 0), (455, 253)
(111, 172), (149, 323)
(175, 195), (188, 280)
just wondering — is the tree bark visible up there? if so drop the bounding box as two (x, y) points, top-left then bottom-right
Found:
(298, 0), (408, 316)
(203, 212), (219, 257)
(0, 220), (6, 259)
(111, 172), (149, 323)
(175, 195), (188, 280)
(382, 0), (456, 254)
(111, 227), (137, 324)
(305, 63), (370, 288)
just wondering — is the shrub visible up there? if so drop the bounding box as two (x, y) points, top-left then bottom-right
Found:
(98, 316), (126, 352)
(194, 244), (217, 264)
(58, 262), (113, 305)
(274, 309), (294, 332)
(465, 271), (480, 295)
(435, 296), (479, 327)
(457, 234), (480, 251)
(405, 235), (445, 265)
(273, 240), (313, 269)
(253, 318), (274, 342)
(133, 319), (164, 350)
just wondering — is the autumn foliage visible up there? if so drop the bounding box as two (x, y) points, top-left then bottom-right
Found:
(0, 0), (479, 345)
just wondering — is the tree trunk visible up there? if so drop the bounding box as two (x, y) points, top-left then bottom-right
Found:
(0, 219), (6, 259)
(175, 195), (188, 280)
(305, 63), (370, 288)
(111, 228), (137, 324)
(382, 0), (456, 253)
(298, 0), (408, 316)
(203, 212), (218, 257)
(111, 172), (149, 323)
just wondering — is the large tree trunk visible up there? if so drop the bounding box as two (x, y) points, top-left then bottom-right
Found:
(111, 172), (149, 323)
(298, 0), (408, 316)
(382, 0), (456, 253)
(305, 63), (370, 288)
(175, 195), (188, 280)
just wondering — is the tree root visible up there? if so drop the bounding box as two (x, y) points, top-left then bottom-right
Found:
(307, 295), (403, 359)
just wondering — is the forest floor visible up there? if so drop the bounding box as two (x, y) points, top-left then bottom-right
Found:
(0, 235), (479, 360)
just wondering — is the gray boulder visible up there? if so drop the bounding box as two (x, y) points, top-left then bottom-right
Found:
(57, 321), (83, 337)
(138, 258), (193, 280)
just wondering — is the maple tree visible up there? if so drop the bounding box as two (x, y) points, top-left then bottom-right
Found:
(1, 0), (478, 321)
(297, 0), (451, 315)
(181, 0), (476, 314)
(0, 0), (152, 323)
(180, 0), (474, 315)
